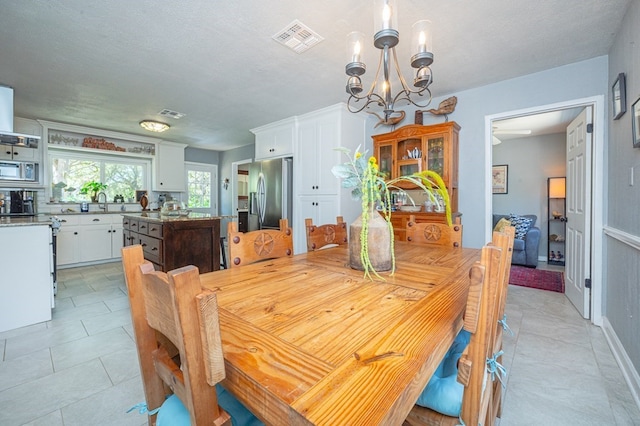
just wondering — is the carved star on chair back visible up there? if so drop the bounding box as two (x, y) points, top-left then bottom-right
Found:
(305, 216), (348, 252)
(228, 219), (293, 267)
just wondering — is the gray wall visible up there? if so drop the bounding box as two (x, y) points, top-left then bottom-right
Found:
(185, 147), (219, 164)
(367, 55), (609, 249)
(606, 0), (640, 379)
(492, 133), (566, 259)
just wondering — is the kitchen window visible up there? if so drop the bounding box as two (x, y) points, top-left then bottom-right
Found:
(49, 151), (150, 202)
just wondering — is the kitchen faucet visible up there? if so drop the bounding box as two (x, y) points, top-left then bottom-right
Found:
(97, 191), (108, 212)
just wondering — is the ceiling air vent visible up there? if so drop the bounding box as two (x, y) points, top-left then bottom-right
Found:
(158, 109), (186, 120)
(272, 19), (324, 54)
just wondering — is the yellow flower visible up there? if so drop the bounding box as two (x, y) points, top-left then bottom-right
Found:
(368, 156), (377, 165)
(355, 152), (363, 159)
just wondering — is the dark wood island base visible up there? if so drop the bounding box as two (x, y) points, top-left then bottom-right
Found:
(122, 212), (222, 273)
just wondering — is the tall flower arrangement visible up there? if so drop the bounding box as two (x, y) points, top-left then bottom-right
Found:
(332, 146), (451, 280)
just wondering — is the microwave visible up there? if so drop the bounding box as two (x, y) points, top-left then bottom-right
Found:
(0, 160), (37, 182)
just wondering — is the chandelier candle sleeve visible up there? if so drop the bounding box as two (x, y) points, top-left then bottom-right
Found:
(375, 0), (397, 33)
(346, 32), (365, 66)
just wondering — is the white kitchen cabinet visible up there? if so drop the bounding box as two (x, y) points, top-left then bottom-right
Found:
(297, 112), (341, 196)
(296, 195), (339, 230)
(0, 144), (37, 161)
(79, 215), (113, 262)
(292, 103), (366, 253)
(251, 116), (296, 160)
(153, 141), (187, 192)
(0, 224), (53, 333)
(56, 215), (80, 265)
(111, 215), (124, 258)
(57, 214), (125, 266)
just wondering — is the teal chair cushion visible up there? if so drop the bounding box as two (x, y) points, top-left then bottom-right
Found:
(415, 329), (471, 417)
(156, 384), (263, 426)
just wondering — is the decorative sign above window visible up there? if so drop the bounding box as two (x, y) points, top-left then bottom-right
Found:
(48, 130), (156, 155)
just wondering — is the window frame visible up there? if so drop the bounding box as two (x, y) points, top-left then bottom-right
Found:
(48, 148), (151, 202)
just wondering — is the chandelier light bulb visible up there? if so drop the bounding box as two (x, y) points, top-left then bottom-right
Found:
(418, 31), (427, 53)
(382, 4), (391, 30)
(353, 41), (361, 63)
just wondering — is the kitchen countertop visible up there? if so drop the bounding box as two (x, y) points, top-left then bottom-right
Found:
(49, 209), (134, 215)
(122, 212), (235, 223)
(0, 216), (53, 227)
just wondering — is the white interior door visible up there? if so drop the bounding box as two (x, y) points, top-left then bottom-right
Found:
(565, 107), (591, 318)
(185, 162), (217, 215)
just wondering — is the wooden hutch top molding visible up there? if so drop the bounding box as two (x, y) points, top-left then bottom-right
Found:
(372, 122), (461, 140)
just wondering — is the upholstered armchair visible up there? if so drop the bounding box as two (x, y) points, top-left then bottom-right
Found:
(492, 214), (540, 268)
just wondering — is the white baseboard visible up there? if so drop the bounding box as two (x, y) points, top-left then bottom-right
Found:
(602, 316), (640, 412)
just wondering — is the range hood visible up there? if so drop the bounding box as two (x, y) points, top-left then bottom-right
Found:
(0, 85), (40, 142)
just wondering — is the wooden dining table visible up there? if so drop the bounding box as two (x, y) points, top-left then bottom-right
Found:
(197, 242), (480, 425)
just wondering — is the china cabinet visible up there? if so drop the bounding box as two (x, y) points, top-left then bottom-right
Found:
(373, 122), (459, 213)
(372, 122), (460, 238)
(547, 177), (566, 266)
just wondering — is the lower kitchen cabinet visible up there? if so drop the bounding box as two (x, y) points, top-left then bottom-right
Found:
(57, 214), (124, 267)
(122, 213), (221, 273)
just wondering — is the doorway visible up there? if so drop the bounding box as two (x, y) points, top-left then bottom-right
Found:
(485, 96), (605, 325)
(231, 158), (253, 218)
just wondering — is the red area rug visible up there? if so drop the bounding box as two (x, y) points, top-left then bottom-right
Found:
(509, 265), (564, 293)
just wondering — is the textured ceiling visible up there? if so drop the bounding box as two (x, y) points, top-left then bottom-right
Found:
(0, 0), (631, 150)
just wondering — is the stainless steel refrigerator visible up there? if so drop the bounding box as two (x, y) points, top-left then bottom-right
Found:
(248, 157), (293, 231)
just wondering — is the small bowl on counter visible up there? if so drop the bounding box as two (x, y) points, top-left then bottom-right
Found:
(161, 201), (191, 217)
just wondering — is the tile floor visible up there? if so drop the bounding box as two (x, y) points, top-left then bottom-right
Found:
(0, 261), (639, 425)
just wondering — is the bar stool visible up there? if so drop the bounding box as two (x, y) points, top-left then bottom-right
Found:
(220, 236), (227, 269)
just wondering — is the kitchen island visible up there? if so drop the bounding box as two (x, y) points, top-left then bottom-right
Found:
(122, 212), (223, 273)
(0, 216), (54, 333)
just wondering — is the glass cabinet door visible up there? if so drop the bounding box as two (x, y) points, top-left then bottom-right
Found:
(396, 137), (423, 176)
(426, 135), (445, 176)
(377, 144), (393, 180)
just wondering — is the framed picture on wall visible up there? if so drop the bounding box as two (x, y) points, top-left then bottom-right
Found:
(632, 97), (640, 148)
(492, 165), (508, 194)
(612, 73), (627, 120)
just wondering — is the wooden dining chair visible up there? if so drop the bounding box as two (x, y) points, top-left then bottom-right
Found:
(305, 216), (348, 251)
(227, 218), (293, 267)
(488, 226), (516, 423)
(122, 245), (263, 426)
(406, 215), (463, 248)
(404, 233), (510, 426)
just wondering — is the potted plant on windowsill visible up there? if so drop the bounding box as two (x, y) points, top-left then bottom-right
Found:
(332, 146), (451, 280)
(79, 181), (107, 202)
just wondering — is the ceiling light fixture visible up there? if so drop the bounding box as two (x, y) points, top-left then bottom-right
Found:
(139, 120), (170, 133)
(345, 0), (434, 121)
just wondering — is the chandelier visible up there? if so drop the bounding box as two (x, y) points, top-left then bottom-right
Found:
(345, 0), (434, 121)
